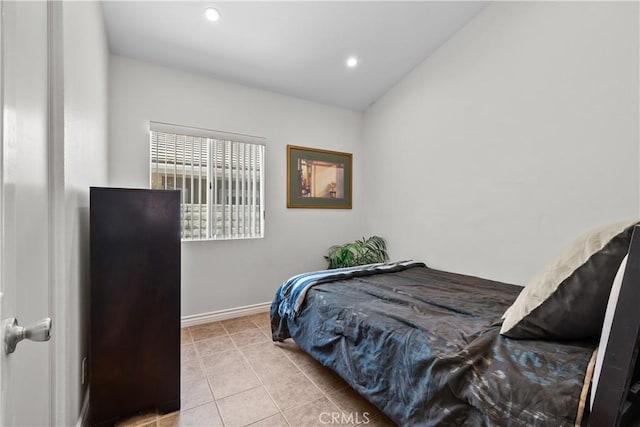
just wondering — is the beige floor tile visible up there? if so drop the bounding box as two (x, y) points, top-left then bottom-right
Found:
(201, 348), (245, 374)
(229, 328), (269, 347)
(241, 342), (298, 381)
(282, 397), (346, 427)
(208, 360), (261, 399)
(278, 341), (320, 370)
(180, 357), (204, 384)
(145, 318), (392, 427)
(260, 325), (272, 339)
(181, 328), (192, 344)
(194, 334), (234, 356)
(247, 413), (289, 427)
(181, 377), (213, 410)
(241, 342), (282, 366)
(217, 387), (279, 426)
(222, 317), (257, 334)
(181, 343), (197, 361)
(248, 312), (271, 329)
(262, 370), (324, 411)
(242, 341), (284, 361)
(302, 362), (349, 394)
(189, 322), (227, 341)
(157, 403), (223, 427)
(250, 354), (300, 384)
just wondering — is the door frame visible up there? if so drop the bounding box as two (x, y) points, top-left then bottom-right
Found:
(0, 1), (4, 420)
(47, 1), (68, 426)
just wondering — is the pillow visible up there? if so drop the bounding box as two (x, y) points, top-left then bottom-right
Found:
(590, 254), (628, 410)
(501, 219), (638, 340)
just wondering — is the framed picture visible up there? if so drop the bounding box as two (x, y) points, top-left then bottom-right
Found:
(287, 145), (352, 209)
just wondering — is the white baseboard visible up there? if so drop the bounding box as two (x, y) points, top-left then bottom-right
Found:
(76, 389), (89, 427)
(181, 302), (271, 327)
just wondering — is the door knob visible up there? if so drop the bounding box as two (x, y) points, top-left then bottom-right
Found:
(4, 317), (52, 354)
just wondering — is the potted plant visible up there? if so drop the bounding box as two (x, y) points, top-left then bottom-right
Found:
(325, 236), (389, 269)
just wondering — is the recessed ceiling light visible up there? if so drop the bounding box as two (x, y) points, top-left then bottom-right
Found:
(346, 57), (358, 68)
(204, 7), (221, 22)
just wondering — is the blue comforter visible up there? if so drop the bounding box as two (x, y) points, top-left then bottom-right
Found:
(271, 260), (425, 339)
(270, 264), (596, 426)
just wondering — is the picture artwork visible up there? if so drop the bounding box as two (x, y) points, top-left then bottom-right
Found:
(287, 145), (352, 209)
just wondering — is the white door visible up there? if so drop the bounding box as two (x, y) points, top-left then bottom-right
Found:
(1, 1), (54, 426)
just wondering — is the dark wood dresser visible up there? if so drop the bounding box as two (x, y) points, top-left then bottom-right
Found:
(89, 187), (181, 426)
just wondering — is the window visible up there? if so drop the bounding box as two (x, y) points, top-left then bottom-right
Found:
(150, 122), (265, 241)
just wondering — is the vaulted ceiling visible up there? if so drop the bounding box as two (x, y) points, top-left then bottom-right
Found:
(102, 1), (487, 111)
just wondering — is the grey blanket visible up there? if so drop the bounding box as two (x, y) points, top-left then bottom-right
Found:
(271, 265), (595, 426)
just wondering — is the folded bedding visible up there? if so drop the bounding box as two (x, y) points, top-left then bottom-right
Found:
(273, 260), (426, 320)
(270, 265), (596, 426)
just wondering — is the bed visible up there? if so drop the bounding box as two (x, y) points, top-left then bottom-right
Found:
(271, 224), (640, 426)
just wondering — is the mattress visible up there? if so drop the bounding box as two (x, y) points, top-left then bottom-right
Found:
(271, 265), (596, 426)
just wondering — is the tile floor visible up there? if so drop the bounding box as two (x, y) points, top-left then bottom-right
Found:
(116, 313), (395, 427)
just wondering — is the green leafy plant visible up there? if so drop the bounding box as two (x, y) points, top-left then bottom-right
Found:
(324, 236), (389, 269)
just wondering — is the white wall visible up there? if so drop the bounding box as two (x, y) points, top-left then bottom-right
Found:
(63, 2), (109, 424)
(109, 55), (363, 316)
(363, 2), (639, 285)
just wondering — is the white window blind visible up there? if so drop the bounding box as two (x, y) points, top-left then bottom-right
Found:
(150, 122), (265, 240)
